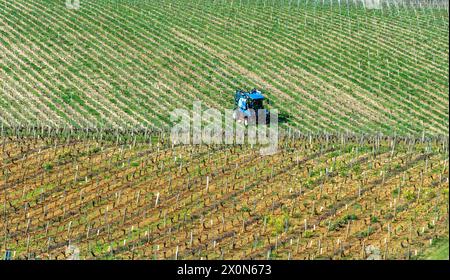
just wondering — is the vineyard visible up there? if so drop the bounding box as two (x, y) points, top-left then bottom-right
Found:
(0, 0), (448, 135)
(0, 128), (448, 260)
(0, 0), (449, 261)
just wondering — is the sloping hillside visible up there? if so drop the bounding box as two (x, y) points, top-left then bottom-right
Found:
(0, 0), (448, 135)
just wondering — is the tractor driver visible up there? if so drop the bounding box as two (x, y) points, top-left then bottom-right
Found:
(238, 95), (248, 112)
(238, 95), (252, 119)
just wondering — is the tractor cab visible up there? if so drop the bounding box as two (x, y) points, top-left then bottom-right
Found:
(233, 89), (269, 125)
(234, 89), (265, 108)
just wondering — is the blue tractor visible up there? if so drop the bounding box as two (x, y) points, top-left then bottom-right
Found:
(233, 89), (269, 126)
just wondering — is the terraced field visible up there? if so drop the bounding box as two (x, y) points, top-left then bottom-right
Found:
(1, 0), (448, 135)
(0, 130), (448, 260)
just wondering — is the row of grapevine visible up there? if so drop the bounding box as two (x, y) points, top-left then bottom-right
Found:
(1, 127), (447, 259)
(0, 0), (447, 135)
